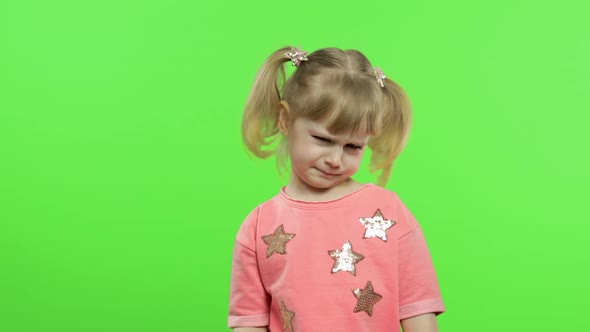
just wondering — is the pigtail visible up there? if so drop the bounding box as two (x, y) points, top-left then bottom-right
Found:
(241, 47), (292, 158)
(369, 78), (412, 186)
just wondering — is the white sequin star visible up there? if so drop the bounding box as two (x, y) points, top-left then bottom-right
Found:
(359, 209), (395, 242)
(328, 241), (364, 276)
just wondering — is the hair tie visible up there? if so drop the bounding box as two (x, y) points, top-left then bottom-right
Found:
(285, 46), (308, 67)
(375, 67), (386, 87)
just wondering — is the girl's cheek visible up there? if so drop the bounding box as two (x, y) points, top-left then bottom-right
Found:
(353, 155), (365, 169)
(345, 152), (362, 162)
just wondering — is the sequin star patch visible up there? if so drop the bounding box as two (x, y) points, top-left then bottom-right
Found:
(328, 241), (364, 276)
(261, 224), (295, 258)
(359, 209), (395, 242)
(352, 281), (383, 317)
(280, 300), (295, 332)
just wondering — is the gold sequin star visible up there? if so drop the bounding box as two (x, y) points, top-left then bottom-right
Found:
(280, 300), (295, 332)
(359, 209), (395, 242)
(261, 224), (295, 258)
(328, 241), (364, 276)
(352, 281), (383, 317)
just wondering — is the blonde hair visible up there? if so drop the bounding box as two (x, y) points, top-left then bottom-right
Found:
(242, 46), (411, 186)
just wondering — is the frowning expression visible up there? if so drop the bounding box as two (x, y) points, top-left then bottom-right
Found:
(286, 117), (370, 193)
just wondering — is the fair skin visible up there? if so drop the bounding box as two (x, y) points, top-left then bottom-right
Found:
(277, 101), (369, 202)
(234, 102), (438, 331)
(401, 313), (438, 332)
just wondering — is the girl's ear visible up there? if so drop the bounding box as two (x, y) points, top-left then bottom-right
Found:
(278, 101), (291, 135)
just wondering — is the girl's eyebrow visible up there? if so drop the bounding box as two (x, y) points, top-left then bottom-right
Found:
(307, 125), (332, 137)
(342, 136), (369, 147)
(310, 128), (367, 146)
(348, 140), (367, 147)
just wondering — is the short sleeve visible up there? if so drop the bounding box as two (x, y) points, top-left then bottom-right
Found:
(227, 208), (271, 328)
(397, 209), (445, 319)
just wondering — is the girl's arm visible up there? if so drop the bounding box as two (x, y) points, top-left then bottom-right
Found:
(233, 328), (267, 332)
(400, 313), (438, 332)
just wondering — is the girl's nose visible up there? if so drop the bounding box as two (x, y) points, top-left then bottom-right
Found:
(325, 148), (342, 168)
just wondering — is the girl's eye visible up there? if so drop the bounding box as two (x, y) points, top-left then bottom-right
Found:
(312, 136), (331, 143)
(346, 144), (363, 151)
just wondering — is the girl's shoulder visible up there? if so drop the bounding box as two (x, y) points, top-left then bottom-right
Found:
(235, 184), (421, 245)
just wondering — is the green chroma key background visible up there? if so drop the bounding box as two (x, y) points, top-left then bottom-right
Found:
(1, 0), (588, 331)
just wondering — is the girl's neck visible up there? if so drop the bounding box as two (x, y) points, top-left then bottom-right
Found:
(283, 177), (365, 202)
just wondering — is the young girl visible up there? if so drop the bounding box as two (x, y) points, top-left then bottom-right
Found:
(228, 46), (445, 332)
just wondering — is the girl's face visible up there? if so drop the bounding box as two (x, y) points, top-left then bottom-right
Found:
(286, 116), (370, 199)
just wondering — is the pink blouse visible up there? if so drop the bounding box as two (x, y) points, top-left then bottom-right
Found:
(228, 184), (444, 331)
